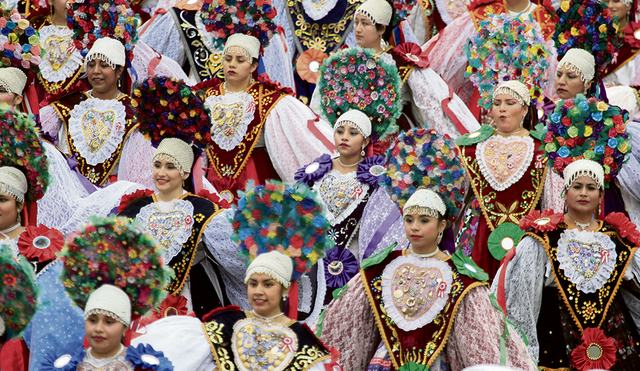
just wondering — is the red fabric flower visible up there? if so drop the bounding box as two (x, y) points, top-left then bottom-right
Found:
(605, 212), (640, 246)
(625, 22), (640, 49)
(296, 49), (329, 84)
(197, 190), (231, 209)
(118, 189), (155, 213)
(18, 225), (64, 262)
(151, 295), (193, 319)
(571, 327), (616, 371)
(519, 210), (564, 233)
(392, 43), (429, 68)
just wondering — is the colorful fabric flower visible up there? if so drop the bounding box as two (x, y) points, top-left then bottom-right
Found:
(323, 247), (358, 289)
(294, 153), (333, 186)
(392, 43), (429, 69)
(451, 250), (488, 282)
(125, 343), (174, 371)
(0, 9), (42, 76)
(151, 294), (192, 319)
(36, 342), (85, 371)
(487, 223), (525, 261)
(519, 210), (564, 233)
(605, 212), (640, 246)
(356, 155), (386, 187)
(17, 225), (64, 262)
(0, 245), (39, 339)
(296, 48), (328, 84)
(570, 327), (616, 371)
(624, 23), (640, 49)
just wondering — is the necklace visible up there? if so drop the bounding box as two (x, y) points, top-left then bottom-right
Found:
(88, 89), (123, 100)
(337, 157), (362, 167)
(87, 344), (125, 362)
(411, 248), (440, 258)
(574, 219), (593, 231)
(1, 223), (20, 234)
(223, 78), (254, 94)
(252, 310), (284, 325)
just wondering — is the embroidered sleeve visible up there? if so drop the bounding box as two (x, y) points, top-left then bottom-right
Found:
(446, 286), (537, 371)
(138, 12), (186, 66)
(490, 236), (548, 362)
(263, 96), (336, 182)
(118, 130), (156, 189)
(319, 273), (379, 371)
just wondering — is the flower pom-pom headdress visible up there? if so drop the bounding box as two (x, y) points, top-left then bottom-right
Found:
(0, 9), (43, 79)
(464, 13), (550, 110)
(543, 95), (630, 187)
(66, 0), (139, 57)
(59, 216), (171, 317)
(553, 0), (621, 73)
(0, 104), (50, 203)
(0, 244), (39, 339)
(380, 128), (467, 225)
(317, 47), (402, 141)
(131, 76), (212, 149)
(231, 181), (333, 280)
(199, 0), (278, 55)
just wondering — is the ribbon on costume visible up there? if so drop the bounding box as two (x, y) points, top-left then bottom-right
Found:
(66, 156), (98, 194)
(307, 117), (335, 152)
(441, 83), (469, 135)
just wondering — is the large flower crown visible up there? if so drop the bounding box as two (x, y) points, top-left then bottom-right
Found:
(464, 13), (550, 110)
(0, 104), (49, 203)
(318, 47), (402, 141)
(131, 76), (212, 149)
(199, 0), (277, 54)
(59, 216), (171, 317)
(544, 95), (630, 187)
(231, 181), (333, 280)
(553, 0), (621, 72)
(380, 128), (467, 225)
(0, 9), (42, 77)
(67, 0), (139, 56)
(0, 244), (39, 339)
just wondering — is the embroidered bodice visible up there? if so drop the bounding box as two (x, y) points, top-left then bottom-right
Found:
(38, 24), (84, 91)
(475, 134), (535, 192)
(314, 170), (370, 225)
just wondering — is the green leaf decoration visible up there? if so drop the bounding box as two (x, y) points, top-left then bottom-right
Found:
(529, 121), (546, 141)
(315, 307), (327, 338)
(454, 125), (494, 147)
(361, 242), (397, 270)
(398, 362), (428, 371)
(332, 283), (349, 300)
(487, 223), (525, 261)
(451, 250), (489, 282)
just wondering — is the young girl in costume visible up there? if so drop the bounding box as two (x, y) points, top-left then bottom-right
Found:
(492, 96), (640, 371)
(319, 130), (536, 370)
(294, 109), (405, 302)
(197, 33), (334, 202)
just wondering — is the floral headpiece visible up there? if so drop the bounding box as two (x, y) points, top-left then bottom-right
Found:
(59, 216), (171, 317)
(381, 128), (466, 225)
(231, 181), (333, 280)
(0, 104), (49, 203)
(464, 13), (550, 110)
(0, 9), (42, 79)
(199, 0), (277, 54)
(0, 244), (39, 339)
(318, 47), (401, 141)
(553, 0), (621, 73)
(544, 95), (630, 187)
(131, 76), (212, 149)
(67, 0), (139, 57)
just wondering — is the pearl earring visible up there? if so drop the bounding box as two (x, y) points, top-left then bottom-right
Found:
(361, 146), (365, 157)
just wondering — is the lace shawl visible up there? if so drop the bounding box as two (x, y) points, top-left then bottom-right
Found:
(358, 187), (405, 263)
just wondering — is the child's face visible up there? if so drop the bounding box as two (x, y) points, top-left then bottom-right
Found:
(84, 312), (127, 359)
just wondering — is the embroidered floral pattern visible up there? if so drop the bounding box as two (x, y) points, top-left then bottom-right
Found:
(231, 317), (298, 371)
(205, 91), (257, 151)
(476, 135), (534, 191)
(315, 170), (370, 225)
(136, 200), (195, 263)
(38, 26), (83, 83)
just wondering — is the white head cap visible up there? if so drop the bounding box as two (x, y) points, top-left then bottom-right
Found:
(224, 34), (261, 61)
(244, 251), (293, 288)
(558, 48), (595, 83)
(84, 284), (132, 326)
(493, 80), (531, 106)
(620, 0), (632, 7)
(0, 67), (27, 96)
(335, 109), (372, 138)
(355, 0), (393, 26)
(85, 37), (126, 70)
(0, 166), (27, 203)
(563, 159), (605, 191)
(153, 138), (194, 177)
(403, 189), (446, 218)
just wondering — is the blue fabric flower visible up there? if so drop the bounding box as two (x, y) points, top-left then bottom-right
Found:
(37, 342), (85, 371)
(594, 145), (605, 155)
(550, 112), (561, 124)
(356, 155), (386, 186)
(608, 138), (617, 148)
(323, 247), (358, 289)
(558, 146), (570, 158)
(125, 343), (174, 371)
(294, 153), (332, 186)
(591, 111), (602, 121)
(25, 26), (35, 37)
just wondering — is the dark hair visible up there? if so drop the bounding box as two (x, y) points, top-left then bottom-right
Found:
(375, 24), (394, 47)
(524, 104), (538, 131)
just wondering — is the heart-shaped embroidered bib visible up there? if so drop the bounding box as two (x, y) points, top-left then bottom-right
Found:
(476, 135), (534, 191)
(382, 255), (453, 331)
(143, 206), (193, 263)
(39, 25), (84, 83)
(82, 109), (117, 153)
(206, 92), (256, 151)
(316, 171), (369, 223)
(232, 318), (297, 371)
(44, 34), (75, 72)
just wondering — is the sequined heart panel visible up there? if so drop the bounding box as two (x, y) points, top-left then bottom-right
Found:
(43, 34), (75, 72)
(382, 256), (453, 331)
(476, 136), (534, 191)
(564, 239), (608, 281)
(232, 318), (297, 371)
(211, 101), (247, 139)
(81, 109), (118, 154)
(146, 210), (188, 250)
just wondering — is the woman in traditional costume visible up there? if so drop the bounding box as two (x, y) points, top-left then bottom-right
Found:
(319, 164), (536, 371)
(295, 110), (405, 302)
(492, 96), (640, 370)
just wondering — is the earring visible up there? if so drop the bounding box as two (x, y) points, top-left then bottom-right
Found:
(16, 213), (21, 225)
(361, 146), (365, 157)
(380, 38), (388, 51)
(283, 294), (288, 299)
(436, 231), (443, 246)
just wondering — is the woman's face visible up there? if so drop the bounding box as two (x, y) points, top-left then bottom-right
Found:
(354, 14), (384, 50)
(85, 313), (127, 359)
(87, 59), (121, 94)
(604, 0), (630, 25)
(564, 176), (603, 216)
(403, 213), (446, 251)
(0, 191), (22, 229)
(153, 158), (188, 196)
(247, 273), (288, 318)
(556, 65), (591, 99)
(491, 93), (528, 133)
(51, 0), (68, 15)
(334, 123), (369, 158)
(222, 50), (257, 86)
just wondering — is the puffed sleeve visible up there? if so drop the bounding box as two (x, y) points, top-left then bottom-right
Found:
(118, 130), (156, 189)
(138, 12), (186, 66)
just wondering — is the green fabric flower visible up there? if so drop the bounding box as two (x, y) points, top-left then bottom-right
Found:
(454, 125), (494, 147)
(487, 223), (525, 261)
(398, 362), (428, 371)
(451, 250), (489, 282)
(361, 242), (397, 270)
